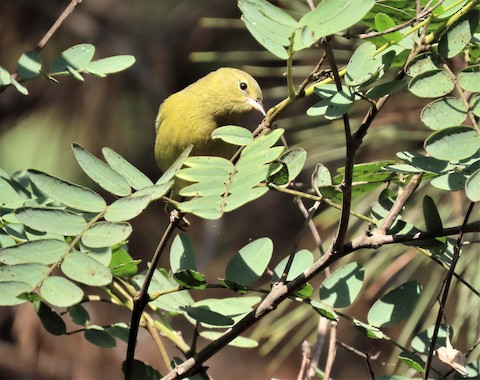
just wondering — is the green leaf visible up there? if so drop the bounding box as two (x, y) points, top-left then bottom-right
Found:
(136, 269), (193, 312)
(0, 281), (31, 305)
(300, 0), (375, 40)
(133, 182), (173, 201)
(225, 237), (273, 286)
(170, 233), (196, 273)
(352, 319), (386, 339)
(10, 76), (28, 95)
(212, 125), (254, 146)
(61, 252), (112, 286)
(81, 221), (132, 248)
(185, 297), (259, 328)
(222, 187), (269, 212)
(40, 276), (84, 307)
(109, 247), (139, 278)
(72, 143), (131, 197)
(102, 147), (153, 190)
(67, 66), (85, 81)
(367, 281), (422, 327)
(411, 324), (451, 354)
(28, 170), (106, 212)
(238, 0), (297, 59)
(104, 195), (151, 222)
(84, 56), (135, 75)
(272, 249), (313, 282)
(0, 263), (49, 286)
(408, 69), (454, 98)
(15, 207), (86, 235)
(345, 42), (383, 86)
(0, 66), (11, 85)
(280, 148), (307, 183)
(68, 304), (90, 325)
(458, 64), (480, 92)
(424, 126), (480, 161)
(420, 97), (468, 130)
(366, 79), (406, 100)
(184, 305), (234, 326)
(200, 331), (258, 348)
(241, 129), (284, 158)
(122, 359), (161, 380)
(312, 163), (333, 190)
(17, 51), (41, 79)
(50, 44), (95, 73)
(319, 262), (364, 308)
(34, 301), (67, 336)
(0, 239), (67, 265)
(156, 146), (193, 185)
(173, 270), (206, 289)
(374, 13), (402, 42)
(438, 9), (479, 58)
(470, 93), (480, 117)
(465, 168), (480, 201)
(423, 195), (443, 232)
(406, 53), (439, 77)
(311, 300), (339, 321)
(399, 351), (425, 373)
(84, 326), (116, 348)
(107, 322), (130, 343)
(325, 89), (355, 119)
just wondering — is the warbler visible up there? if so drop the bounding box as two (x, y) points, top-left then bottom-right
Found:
(154, 67), (265, 177)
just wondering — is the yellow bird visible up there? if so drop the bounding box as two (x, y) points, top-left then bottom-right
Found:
(154, 68), (265, 178)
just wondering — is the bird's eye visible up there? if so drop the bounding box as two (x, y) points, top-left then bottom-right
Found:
(239, 81), (248, 91)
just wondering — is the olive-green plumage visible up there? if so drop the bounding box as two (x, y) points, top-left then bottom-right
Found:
(154, 68), (265, 176)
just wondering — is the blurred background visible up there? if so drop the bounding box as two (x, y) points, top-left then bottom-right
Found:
(1, 1), (478, 379)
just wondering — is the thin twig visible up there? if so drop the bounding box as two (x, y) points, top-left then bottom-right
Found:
(35, 0), (83, 52)
(423, 202), (476, 379)
(297, 340), (312, 380)
(125, 214), (183, 380)
(323, 321), (338, 380)
(338, 341), (378, 380)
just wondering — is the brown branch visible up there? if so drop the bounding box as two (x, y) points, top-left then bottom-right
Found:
(423, 203), (476, 380)
(161, 219), (479, 379)
(323, 321), (338, 380)
(338, 341), (379, 380)
(35, 0), (83, 52)
(125, 213), (184, 380)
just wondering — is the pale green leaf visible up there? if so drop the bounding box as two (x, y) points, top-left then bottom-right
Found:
(0, 239), (67, 265)
(102, 147), (153, 190)
(15, 207), (86, 235)
(28, 170), (106, 212)
(81, 221), (132, 248)
(212, 125), (254, 146)
(408, 69), (454, 98)
(72, 143), (131, 197)
(61, 252), (112, 286)
(424, 126), (480, 161)
(40, 276), (84, 307)
(84, 56), (135, 75)
(17, 51), (41, 79)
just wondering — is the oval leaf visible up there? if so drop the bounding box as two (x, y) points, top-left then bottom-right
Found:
(320, 262), (365, 308)
(408, 69), (454, 98)
(273, 249), (313, 282)
(15, 207), (86, 235)
(40, 276), (84, 307)
(28, 170), (106, 212)
(82, 221), (132, 248)
(225, 237), (273, 286)
(424, 126), (480, 161)
(61, 252), (112, 286)
(102, 147), (153, 190)
(72, 143), (131, 197)
(420, 97), (467, 130)
(170, 233), (196, 273)
(0, 239), (67, 265)
(465, 168), (480, 202)
(212, 125), (254, 146)
(367, 281), (422, 327)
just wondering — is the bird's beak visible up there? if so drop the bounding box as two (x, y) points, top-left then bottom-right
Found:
(247, 98), (266, 116)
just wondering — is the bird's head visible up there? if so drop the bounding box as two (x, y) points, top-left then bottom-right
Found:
(205, 67), (265, 119)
